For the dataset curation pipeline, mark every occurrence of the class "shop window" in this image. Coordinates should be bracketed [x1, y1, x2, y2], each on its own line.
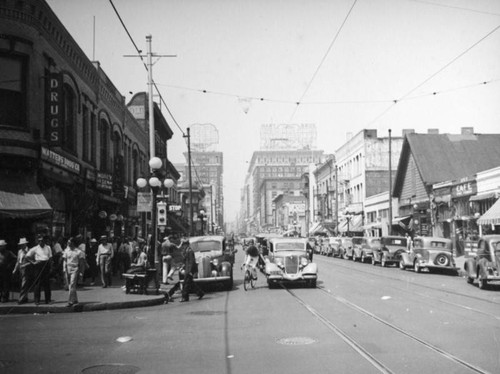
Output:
[0, 55, 26, 128]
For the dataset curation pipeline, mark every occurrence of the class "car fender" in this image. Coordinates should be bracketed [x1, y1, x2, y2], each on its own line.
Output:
[464, 258, 477, 278]
[400, 252, 411, 266]
[266, 262, 280, 274]
[220, 261, 232, 277]
[303, 262, 317, 274]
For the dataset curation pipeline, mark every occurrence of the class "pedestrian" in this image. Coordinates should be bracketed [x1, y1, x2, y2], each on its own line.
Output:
[165, 238, 204, 303]
[117, 237, 131, 275]
[160, 236, 176, 284]
[26, 235, 53, 305]
[62, 237, 86, 307]
[87, 238, 98, 285]
[12, 237, 32, 304]
[0, 239, 16, 303]
[51, 236, 65, 288]
[126, 245, 148, 274]
[75, 234, 88, 285]
[96, 235, 113, 288]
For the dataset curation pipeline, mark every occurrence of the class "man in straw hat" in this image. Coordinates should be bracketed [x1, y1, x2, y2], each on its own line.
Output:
[12, 237, 32, 304]
[26, 235, 53, 305]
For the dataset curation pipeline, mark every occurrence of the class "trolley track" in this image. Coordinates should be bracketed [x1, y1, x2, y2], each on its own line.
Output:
[281, 284, 493, 374]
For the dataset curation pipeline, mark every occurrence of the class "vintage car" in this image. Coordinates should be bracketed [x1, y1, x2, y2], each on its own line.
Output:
[265, 237, 318, 288]
[372, 236, 407, 267]
[399, 236, 458, 274]
[360, 237, 381, 263]
[351, 236, 364, 261]
[329, 237, 342, 257]
[339, 237, 353, 260]
[464, 235, 500, 289]
[189, 235, 236, 291]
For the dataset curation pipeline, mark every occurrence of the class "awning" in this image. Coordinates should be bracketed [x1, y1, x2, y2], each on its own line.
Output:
[477, 199, 500, 225]
[470, 192, 497, 202]
[392, 215, 413, 231]
[0, 172, 53, 219]
[338, 215, 363, 232]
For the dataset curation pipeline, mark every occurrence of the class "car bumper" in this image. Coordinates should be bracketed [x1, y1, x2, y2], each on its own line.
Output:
[267, 273, 317, 283]
[193, 275, 231, 283]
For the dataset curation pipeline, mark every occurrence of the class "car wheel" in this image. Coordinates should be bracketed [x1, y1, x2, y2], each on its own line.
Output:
[414, 261, 421, 273]
[477, 273, 487, 289]
[435, 254, 449, 266]
[399, 260, 405, 270]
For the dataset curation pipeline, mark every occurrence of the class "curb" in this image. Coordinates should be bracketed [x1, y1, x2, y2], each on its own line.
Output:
[0, 296, 166, 315]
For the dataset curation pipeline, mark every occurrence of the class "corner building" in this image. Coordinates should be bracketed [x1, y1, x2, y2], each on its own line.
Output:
[0, 0, 150, 249]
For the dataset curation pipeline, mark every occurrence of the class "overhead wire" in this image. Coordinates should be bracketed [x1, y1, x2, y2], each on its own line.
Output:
[288, 0, 359, 121]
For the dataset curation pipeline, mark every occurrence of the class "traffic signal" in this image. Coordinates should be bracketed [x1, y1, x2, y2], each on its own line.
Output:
[157, 201, 167, 226]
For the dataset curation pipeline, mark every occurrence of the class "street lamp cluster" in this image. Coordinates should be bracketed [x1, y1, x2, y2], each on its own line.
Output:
[136, 157, 174, 272]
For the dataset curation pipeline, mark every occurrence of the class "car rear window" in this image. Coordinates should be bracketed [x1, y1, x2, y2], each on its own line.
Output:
[275, 242, 305, 251]
[191, 241, 222, 252]
[385, 238, 407, 246]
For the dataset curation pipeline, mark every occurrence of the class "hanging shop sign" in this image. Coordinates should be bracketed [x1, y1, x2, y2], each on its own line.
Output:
[96, 172, 113, 191]
[451, 178, 477, 198]
[45, 73, 63, 146]
[137, 192, 152, 212]
[41, 147, 81, 174]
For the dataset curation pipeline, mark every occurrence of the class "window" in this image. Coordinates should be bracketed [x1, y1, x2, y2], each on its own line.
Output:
[82, 105, 89, 161]
[90, 112, 96, 164]
[0, 55, 26, 128]
[100, 119, 109, 171]
[62, 84, 76, 152]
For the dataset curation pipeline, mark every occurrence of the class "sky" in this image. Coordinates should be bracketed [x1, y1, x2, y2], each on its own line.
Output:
[45, 0, 500, 223]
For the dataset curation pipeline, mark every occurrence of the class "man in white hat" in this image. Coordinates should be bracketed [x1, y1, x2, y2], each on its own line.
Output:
[12, 238, 32, 304]
[0, 239, 16, 303]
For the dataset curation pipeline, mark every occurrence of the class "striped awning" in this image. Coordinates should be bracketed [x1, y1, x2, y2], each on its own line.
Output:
[477, 198, 500, 225]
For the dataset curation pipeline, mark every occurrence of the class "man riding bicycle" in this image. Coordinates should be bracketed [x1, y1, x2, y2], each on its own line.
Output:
[242, 239, 260, 280]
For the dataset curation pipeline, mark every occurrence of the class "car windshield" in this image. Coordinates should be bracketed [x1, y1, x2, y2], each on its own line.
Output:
[275, 242, 305, 251]
[492, 241, 500, 255]
[370, 239, 381, 246]
[191, 241, 222, 253]
[430, 241, 448, 248]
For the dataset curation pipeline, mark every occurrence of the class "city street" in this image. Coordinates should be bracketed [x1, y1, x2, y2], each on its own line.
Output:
[1, 246, 499, 374]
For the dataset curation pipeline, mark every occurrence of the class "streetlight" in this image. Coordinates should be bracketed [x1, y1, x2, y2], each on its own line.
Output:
[136, 157, 174, 289]
[198, 209, 207, 235]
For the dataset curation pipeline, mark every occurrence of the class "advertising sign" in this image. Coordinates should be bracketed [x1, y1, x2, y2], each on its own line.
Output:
[41, 147, 81, 174]
[137, 192, 152, 212]
[45, 73, 63, 146]
[96, 172, 113, 191]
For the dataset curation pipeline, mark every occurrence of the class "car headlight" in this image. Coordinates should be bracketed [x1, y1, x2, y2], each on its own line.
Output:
[275, 258, 284, 268]
[300, 257, 309, 267]
[212, 259, 219, 267]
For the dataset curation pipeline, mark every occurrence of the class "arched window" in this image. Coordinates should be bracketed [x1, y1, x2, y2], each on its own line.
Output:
[100, 119, 109, 171]
[63, 84, 76, 152]
[132, 148, 139, 182]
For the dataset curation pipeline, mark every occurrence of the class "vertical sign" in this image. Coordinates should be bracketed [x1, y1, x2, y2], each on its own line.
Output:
[46, 73, 63, 146]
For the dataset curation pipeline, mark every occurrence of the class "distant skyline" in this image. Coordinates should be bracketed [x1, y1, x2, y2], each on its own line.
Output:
[45, 0, 500, 222]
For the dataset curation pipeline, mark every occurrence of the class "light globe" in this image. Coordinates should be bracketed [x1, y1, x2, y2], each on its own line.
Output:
[136, 178, 147, 188]
[149, 157, 162, 170]
[149, 176, 161, 187]
[163, 178, 174, 188]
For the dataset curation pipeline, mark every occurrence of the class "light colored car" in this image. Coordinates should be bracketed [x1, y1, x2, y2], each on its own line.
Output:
[464, 235, 500, 289]
[189, 235, 236, 291]
[351, 236, 364, 261]
[399, 236, 458, 274]
[329, 237, 342, 257]
[372, 236, 407, 267]
[360, 237, 381, 263]
[265, 237, 318, 288]
[339, 237, 353, 259]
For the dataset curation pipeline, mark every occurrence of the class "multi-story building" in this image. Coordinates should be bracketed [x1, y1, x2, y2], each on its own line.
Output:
[0, 0, 179, 250]
[335, 129, 404, 235]
[241, 149, 324, 234]
[312, 155, 336, 234]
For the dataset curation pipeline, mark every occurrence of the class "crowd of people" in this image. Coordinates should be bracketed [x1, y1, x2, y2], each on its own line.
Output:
[0, 233, 207, 307]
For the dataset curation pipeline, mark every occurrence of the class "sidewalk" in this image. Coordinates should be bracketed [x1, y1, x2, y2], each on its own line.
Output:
[0, 274, 169, 315]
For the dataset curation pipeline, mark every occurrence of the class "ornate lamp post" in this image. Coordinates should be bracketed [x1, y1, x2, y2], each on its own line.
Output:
[136, 157, 174, 285]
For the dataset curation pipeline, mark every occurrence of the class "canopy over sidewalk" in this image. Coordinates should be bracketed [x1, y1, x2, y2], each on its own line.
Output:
[477, 199, 500, 225]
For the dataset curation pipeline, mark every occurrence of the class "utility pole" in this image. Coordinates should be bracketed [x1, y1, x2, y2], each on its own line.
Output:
[184, 128, 194, 236]
[335, 164, 339, 236]
[388, 129, 393, 236]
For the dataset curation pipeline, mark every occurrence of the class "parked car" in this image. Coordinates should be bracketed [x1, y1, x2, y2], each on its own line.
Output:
[372, 236, 407, 267]
[339, 237, 353, 259]
[189, 235, 236, 291]
[329, 237, 342, 257]
[351, 236, 364, 261]
[265, 237, 318, 288]
[360, 237, 381, 263]
[464, 235, 500, 289]
[399, 236, 458, 274]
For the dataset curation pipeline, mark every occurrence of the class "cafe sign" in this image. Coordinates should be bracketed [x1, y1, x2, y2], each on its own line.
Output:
[451, 177, 477, 198]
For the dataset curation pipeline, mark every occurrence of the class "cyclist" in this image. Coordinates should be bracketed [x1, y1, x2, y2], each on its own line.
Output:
[242, 239, 260, 280]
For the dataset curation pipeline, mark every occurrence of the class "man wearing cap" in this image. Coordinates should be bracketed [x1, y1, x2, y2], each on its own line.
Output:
[26, 235, 53, 305]
[0, 239, 16, 302]
[12, 238, 32, 304]
[96, 235, 114, 288]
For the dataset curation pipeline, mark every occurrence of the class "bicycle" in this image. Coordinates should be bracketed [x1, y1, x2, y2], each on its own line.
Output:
[241, 257, 258, 291]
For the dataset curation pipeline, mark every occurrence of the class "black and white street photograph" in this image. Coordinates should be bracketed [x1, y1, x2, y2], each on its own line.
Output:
[1, 1, 500, 373]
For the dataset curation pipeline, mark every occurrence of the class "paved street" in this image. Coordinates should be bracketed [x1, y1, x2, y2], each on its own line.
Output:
[1, 246, 499, 374]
